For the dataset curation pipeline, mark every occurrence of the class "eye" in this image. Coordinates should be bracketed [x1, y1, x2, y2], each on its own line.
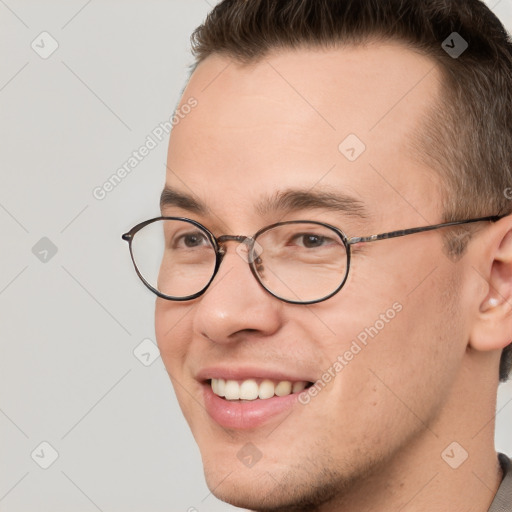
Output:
[173, 231, 210, 248]
[292, 233, 333, 248]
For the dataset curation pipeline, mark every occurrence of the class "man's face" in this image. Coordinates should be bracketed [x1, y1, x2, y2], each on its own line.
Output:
[155, 43, 470, 509]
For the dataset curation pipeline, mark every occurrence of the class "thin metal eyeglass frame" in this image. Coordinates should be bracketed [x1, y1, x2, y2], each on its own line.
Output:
[122, 214, 505, 305]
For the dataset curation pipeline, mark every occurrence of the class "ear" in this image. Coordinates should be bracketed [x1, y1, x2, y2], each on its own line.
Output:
[470, 218, 512, 353]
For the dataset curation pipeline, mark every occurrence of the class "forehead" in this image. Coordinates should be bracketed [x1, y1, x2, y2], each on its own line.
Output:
[166, 43, 442, 227]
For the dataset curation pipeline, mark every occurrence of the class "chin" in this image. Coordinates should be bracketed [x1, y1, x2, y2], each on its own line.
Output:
[202, 467, 345, 512]
[204, 470, 274, 509]
[199, 446, 352, 512]
[203, 469, 294, 511]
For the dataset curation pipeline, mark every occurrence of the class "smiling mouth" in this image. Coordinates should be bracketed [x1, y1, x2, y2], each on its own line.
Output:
[208, 378, 314, 401]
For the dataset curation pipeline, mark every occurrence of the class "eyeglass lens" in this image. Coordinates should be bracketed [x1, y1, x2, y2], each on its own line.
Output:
[130, 219, 348, 303]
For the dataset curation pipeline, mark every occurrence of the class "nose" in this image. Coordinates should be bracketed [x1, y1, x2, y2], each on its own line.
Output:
[192, 243, 283, 344]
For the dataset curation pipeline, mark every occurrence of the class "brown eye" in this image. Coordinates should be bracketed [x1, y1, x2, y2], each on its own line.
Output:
[301, 235, 324, 248]
[290, 233, 334, 248]
[183, 233, 205, 247]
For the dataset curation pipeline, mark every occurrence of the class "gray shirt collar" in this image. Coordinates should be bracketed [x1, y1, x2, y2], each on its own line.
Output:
[488, 453, 512, 512]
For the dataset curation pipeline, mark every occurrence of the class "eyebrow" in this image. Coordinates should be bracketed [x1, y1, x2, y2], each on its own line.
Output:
[160, 187, 207, 214]
[256, 190, 368, 219]
[160, 186, 368, 219]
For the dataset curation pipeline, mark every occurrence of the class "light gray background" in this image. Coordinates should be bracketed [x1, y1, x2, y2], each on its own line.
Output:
[0, 1, 511, 511]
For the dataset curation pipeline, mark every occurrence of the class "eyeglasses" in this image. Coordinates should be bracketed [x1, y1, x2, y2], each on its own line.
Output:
[122, 215, 503, 305]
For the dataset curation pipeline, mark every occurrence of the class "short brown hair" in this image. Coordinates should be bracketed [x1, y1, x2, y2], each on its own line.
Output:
[189, 0, 512, 381]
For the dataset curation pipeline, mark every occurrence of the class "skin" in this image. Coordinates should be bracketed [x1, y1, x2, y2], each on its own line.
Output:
[154, 42, 512, 511]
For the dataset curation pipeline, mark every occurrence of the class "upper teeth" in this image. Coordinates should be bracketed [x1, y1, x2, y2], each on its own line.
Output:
[211, 378, 308, 401]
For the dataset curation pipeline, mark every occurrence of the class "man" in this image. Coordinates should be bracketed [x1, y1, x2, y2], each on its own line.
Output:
[123, 0, 512, 509]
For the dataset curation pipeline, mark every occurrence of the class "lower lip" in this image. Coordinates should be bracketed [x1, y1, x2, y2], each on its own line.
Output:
[202, 383, 303, 429]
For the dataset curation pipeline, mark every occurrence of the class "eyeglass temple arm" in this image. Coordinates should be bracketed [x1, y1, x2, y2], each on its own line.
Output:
[347, 215, 505, 245]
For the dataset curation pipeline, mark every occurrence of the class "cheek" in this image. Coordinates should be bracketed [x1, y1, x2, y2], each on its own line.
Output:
[155, 299, 205, 427]
[154, 298, 192, 371]
[311, 258, 466, 429]
[353, 272, 464, 421]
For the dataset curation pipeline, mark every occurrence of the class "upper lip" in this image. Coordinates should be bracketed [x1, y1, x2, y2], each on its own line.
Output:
[196, 366, 316, 383]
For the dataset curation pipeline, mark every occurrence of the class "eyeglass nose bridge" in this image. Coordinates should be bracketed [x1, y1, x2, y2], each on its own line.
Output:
[215, 235, 261, 264]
